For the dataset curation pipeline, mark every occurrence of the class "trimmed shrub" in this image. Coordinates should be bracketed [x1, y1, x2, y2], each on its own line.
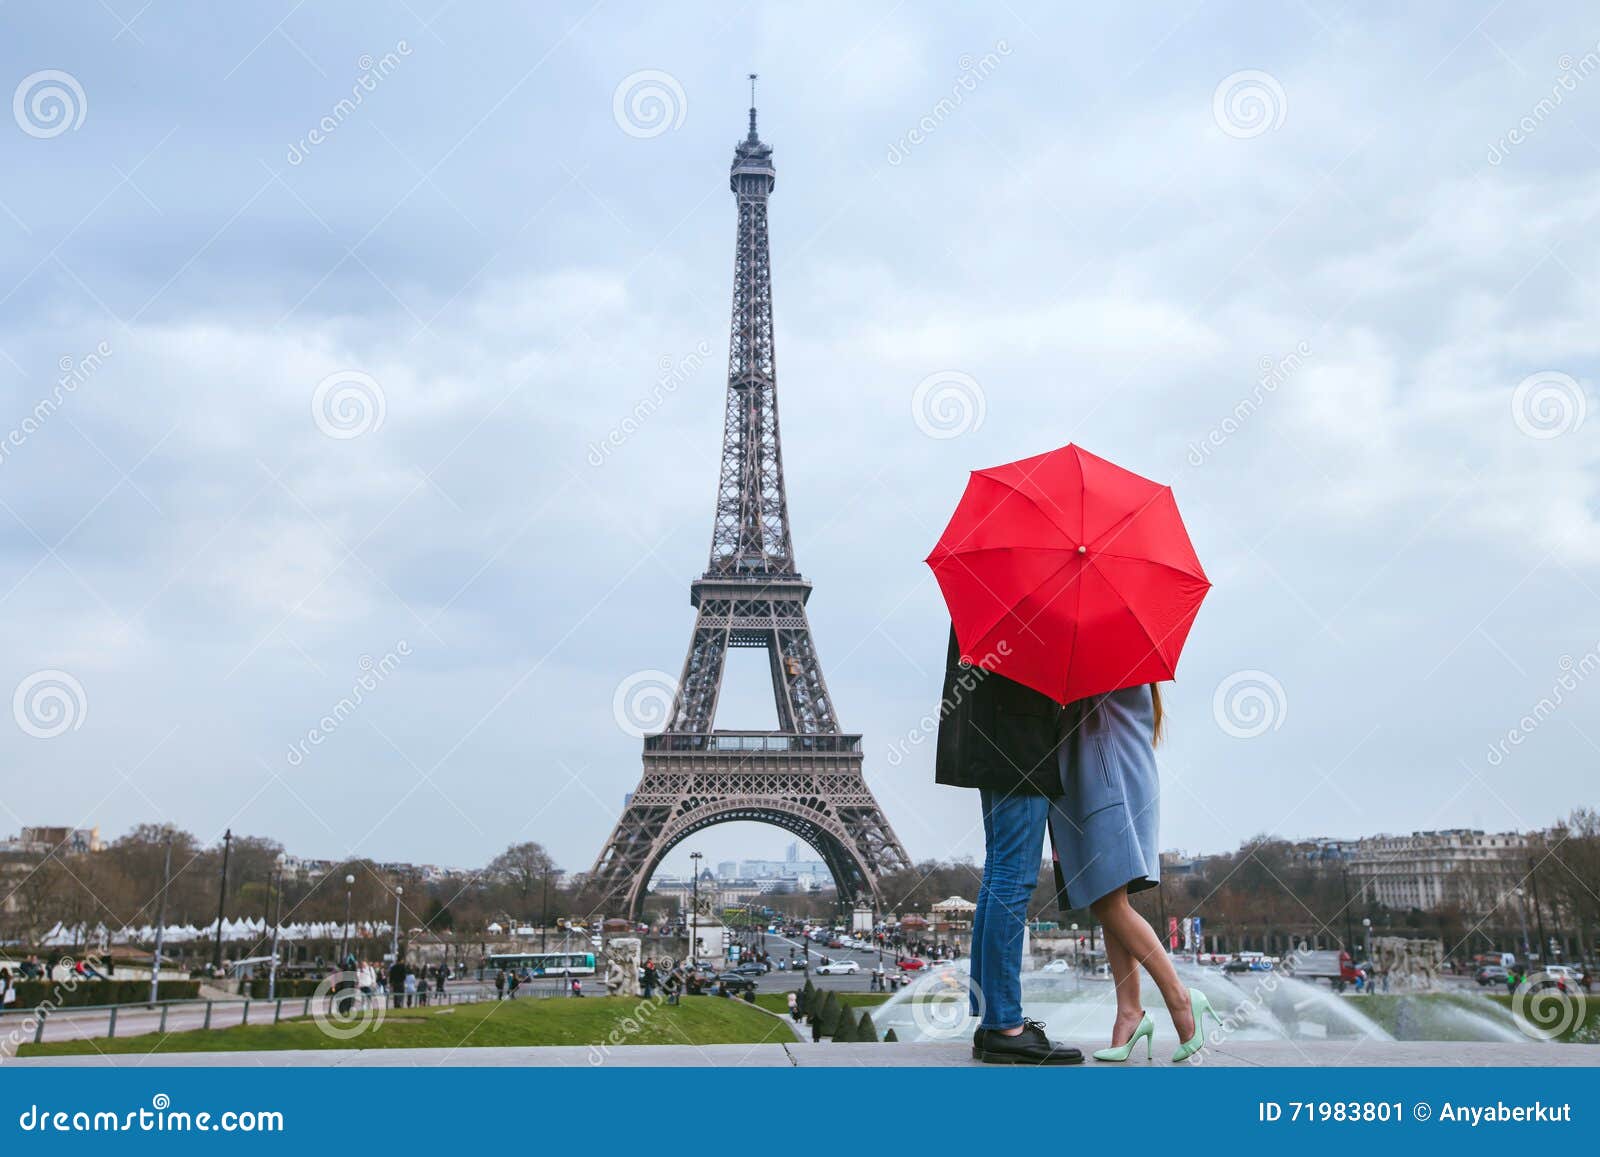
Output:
[817, 990, 842, 1037]
[883, 1027, 899, 1042]
[834, 1007, 857, 1040]
[854, 1010, 879, 1042]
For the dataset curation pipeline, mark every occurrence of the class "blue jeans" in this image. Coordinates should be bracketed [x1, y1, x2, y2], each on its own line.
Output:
[970, 789, 1049, 1029]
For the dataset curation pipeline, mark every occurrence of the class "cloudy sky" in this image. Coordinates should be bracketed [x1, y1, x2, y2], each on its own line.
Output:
[1, 2, 1596, 885]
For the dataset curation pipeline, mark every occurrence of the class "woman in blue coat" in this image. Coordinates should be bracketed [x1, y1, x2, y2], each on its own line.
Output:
[1052, 683, 1219, 1062]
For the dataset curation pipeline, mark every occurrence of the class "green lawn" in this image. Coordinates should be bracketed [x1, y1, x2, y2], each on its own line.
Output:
[19, 994, 793, 1058]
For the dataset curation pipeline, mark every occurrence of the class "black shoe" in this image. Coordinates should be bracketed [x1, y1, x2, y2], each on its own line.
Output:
[975, 1019, 1084, 1065]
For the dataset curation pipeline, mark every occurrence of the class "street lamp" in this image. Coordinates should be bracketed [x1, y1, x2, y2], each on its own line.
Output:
[340, 873, 355, 967]
[689, 852, 702, 969]
[540, 865, 552, 952]
[391, 886, 404, 962]
[211, 828, 233, 974]
[148, 829, 175, 1003]
[267, 853, 286, 1000]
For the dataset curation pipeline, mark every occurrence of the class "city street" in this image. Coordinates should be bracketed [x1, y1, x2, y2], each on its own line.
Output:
[739, 933, 924, 995]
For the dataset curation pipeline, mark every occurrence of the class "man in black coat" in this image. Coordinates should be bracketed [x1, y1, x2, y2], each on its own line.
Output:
[934, 628, 1083, 1065]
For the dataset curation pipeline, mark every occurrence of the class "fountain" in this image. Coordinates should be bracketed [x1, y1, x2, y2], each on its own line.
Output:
[872, 955, 1536, 1046]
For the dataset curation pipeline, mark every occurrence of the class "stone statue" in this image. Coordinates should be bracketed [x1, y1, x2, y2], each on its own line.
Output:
[1371, 936, 1442, 990]
[604, 937, 642, 997]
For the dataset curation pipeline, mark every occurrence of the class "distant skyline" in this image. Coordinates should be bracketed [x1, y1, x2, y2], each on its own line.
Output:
[3, 4, 1597, 882]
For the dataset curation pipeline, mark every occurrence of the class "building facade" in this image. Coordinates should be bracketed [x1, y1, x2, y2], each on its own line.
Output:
[1347, 828, 1529, 911]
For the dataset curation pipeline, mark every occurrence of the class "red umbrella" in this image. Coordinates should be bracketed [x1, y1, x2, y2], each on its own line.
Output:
[925, 443, 1210, 704]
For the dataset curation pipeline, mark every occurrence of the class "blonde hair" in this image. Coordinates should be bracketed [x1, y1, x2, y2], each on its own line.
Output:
[1150, 683, 1165, 747]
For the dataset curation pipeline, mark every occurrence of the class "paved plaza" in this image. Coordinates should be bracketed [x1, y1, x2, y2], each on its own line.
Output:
[10, 1040, 1599, 1068]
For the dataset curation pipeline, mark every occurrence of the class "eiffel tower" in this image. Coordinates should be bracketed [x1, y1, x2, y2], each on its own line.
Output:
[588, 83, 910, 918]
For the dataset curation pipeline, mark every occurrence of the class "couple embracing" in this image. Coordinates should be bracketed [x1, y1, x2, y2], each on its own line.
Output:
[924, 443, 1216, 1066]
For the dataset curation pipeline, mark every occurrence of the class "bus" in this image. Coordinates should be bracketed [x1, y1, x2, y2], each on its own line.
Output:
[488, 951, 597, 976]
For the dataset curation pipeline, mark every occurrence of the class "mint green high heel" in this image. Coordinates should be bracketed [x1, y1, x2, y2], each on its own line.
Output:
[1170, 988, 1220, 1063]
[1092, 1010, 1154, 1062]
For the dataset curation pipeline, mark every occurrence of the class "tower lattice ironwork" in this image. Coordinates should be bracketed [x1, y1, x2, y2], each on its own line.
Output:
[588, 86, 910, 918]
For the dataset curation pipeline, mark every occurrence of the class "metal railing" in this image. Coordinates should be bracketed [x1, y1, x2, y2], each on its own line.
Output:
[645, 732, 862, 754]
[0, 989, 490, 1047]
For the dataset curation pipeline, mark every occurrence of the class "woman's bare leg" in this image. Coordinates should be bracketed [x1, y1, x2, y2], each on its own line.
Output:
[1100, 921, 1145, 1046]
[1092, 887, 1194, 1040]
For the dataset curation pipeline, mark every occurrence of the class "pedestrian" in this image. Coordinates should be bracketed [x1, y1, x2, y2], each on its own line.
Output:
[642, 958, 658, 999]
[403, 969, 418, 1007]
[508, 970, 521, 1000]
[435, 967, 446, 999]
[934, 627, 1084, 1065]
[357, 960, 375, 1006]
[786, 991, 798, 1019]
[389, 957, 408, 1009]
[414, 969, 428, 1007]
[0, 969, 14, 1010]
[571, 976, 583, 997]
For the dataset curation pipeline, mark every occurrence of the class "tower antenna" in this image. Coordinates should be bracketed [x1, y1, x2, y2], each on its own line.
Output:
[748, 72, 758, 139]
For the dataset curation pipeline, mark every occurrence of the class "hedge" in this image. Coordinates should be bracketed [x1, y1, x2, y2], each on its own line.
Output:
[4, 979, 201, 1010]
[246, 978, 323, 999]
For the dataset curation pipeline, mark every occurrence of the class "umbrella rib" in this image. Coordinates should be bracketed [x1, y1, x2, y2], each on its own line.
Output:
[1090, 549, 1210, 584]
[1087, 555, 1176, 670]
[967, 468, 1080, 545]
[949, 551, 1088, 661]
[1087, 486, 1176, 557]
[926, 544, 1073, 562]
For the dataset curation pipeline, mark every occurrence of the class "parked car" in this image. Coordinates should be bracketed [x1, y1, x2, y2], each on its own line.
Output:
[1476, 965, 1508, 986]
[815, 960, 859, 975]
[1040, 959, 1070, 974]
